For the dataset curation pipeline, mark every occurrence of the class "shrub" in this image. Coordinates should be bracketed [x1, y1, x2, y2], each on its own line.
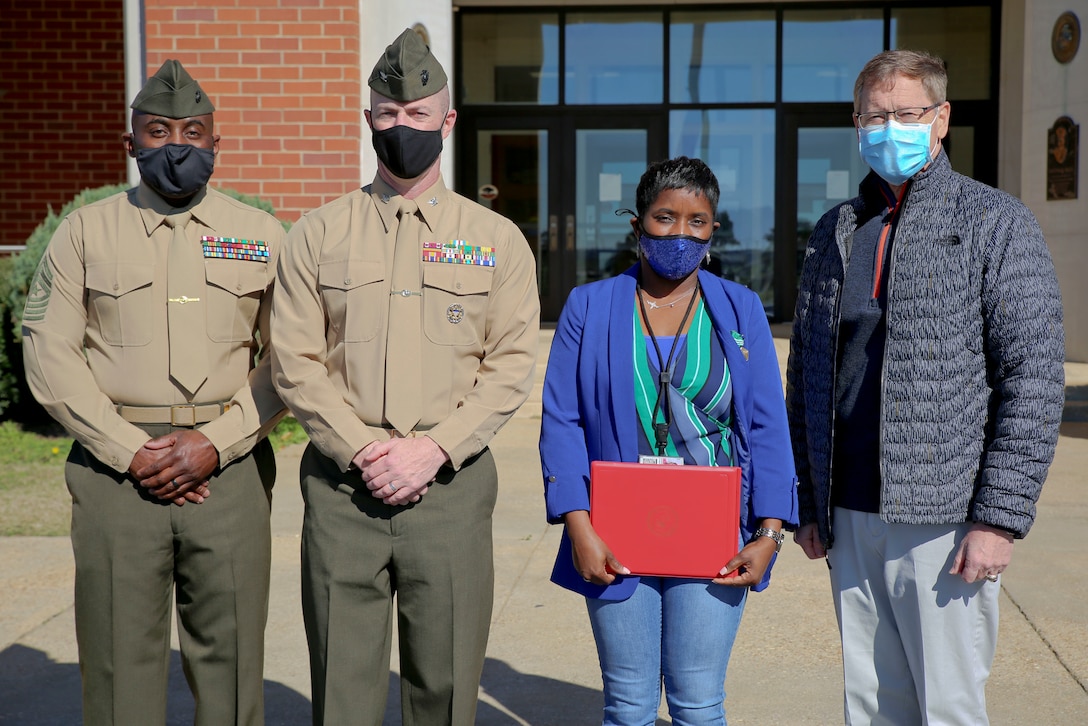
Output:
[2, 184, 289, 422]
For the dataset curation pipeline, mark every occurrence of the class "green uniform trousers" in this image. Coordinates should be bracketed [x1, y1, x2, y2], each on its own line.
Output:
[299, 443, 497, 726]
[66, 431, 275, 726]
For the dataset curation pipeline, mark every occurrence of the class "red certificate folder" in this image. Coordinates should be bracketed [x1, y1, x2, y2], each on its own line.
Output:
[589, 460, 742, 579]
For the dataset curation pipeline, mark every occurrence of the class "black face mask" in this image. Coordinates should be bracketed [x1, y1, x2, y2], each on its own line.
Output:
[136, 144, 215, 199]
[371, 124, 443, 180]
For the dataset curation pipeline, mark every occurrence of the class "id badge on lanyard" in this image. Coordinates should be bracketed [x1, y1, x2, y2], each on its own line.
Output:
[638, 455, 685, 465]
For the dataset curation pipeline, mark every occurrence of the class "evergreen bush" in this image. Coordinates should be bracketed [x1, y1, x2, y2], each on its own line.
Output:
[2, 184, 288, 422]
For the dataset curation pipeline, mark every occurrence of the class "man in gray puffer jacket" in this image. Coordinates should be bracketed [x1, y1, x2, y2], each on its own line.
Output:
[786, 50, 1064, 726]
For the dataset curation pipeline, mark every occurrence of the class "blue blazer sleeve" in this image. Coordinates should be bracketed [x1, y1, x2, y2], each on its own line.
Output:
[540, 284, 593, 523]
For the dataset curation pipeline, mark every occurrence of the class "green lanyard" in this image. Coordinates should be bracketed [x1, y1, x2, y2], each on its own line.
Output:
[636, 279, 701, 456]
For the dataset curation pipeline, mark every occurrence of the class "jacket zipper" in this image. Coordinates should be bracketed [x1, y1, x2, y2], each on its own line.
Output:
[829, 182, 908, 542]
[875, 183, 910, 516]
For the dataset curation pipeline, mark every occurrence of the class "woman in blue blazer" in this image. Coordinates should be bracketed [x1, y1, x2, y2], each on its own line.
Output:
[540, 157, 798, 725]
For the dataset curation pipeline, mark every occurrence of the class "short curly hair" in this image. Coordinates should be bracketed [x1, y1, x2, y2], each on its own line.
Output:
[634, 156, 720, 222]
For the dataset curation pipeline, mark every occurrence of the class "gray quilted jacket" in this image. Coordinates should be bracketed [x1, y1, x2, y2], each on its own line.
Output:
[786, 152, 1064, 547]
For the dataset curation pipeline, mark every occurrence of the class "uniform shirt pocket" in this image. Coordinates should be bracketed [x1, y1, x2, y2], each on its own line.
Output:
[85, 262, 155, 347]
[204, 260, 269, 342]
[422, 264, 493, 346]
[318, 258, 385, 342]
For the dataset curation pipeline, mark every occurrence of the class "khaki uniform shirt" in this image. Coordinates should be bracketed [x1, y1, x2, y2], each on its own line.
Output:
[22, 184, 286, 473]
[272, 175, 540, 471]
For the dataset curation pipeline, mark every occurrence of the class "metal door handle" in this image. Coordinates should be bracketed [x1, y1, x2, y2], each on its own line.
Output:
[565, 214, 575, 251]
[548, 214, 558, 253]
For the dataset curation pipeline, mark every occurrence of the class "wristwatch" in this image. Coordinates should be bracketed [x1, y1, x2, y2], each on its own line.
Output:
[752, 527, 785, 552]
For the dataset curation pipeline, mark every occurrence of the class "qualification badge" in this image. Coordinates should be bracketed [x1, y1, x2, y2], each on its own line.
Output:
[446, 303, 465, 324]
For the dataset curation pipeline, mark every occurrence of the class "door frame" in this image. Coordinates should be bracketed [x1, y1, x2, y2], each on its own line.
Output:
[775, 104, 852, 321]
[457, 108, 667, 319]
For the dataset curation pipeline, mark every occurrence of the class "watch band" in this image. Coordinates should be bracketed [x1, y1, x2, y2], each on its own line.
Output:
[753, 527, 785, 552]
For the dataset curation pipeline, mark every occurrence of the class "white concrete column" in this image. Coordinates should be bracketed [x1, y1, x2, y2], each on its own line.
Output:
[359, 0, 456, 188]
[122, 0, 145, 187]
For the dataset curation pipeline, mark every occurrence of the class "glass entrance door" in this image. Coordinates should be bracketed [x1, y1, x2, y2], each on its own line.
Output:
[777, 110, 867, 319]
[460, 113, 663, 319]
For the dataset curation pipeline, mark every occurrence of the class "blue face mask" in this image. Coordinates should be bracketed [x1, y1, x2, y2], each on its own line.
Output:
[858, 118, 935, 186]
[638, 231, 710, 280]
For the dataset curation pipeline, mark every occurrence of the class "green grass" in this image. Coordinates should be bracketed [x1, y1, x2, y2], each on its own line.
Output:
[0, 421, 73, 536]
[0, 417, 311, 536]
[269, 415, 311, 450]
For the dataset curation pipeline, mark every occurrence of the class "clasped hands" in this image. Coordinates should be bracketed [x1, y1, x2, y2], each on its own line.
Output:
[352, 435, 447, 505]
[129, 429, 219, 506]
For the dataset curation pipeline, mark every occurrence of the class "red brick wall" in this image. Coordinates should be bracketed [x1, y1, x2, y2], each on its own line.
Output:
[145, 1, 362, 223]
[0, 1, 127, 249]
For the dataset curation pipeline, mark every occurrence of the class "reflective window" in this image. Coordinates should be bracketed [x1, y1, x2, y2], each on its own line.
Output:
[783, 9, 883, 102]
[475, 131, 549, 289]
[796, 127, 869, 288]
[670, 110, 776, 311]
[574, 129, 647, 284]
[892, 7, 992, 100]
[461, 14, 559, 104]
[566, 12, 663, 104]
[670, 11, 776, 103]
[946, 126, 976, 179]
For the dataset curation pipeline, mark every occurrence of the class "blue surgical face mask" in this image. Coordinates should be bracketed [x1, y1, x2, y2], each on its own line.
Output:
[638, 231, 710, 280]
[858, 117, 935, 186]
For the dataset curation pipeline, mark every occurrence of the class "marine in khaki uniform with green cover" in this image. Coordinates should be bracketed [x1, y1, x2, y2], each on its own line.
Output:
[271, 28, 540, 725]
[22, 60, 285, 726]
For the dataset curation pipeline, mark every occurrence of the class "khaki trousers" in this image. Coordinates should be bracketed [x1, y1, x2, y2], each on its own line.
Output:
[299, 443, 497, 726]
[67, 432, 275, 726]
[828, 507, 1000, 726]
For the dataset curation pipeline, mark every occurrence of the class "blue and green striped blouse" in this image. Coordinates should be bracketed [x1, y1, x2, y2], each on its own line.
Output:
[633, 300, 734, 466]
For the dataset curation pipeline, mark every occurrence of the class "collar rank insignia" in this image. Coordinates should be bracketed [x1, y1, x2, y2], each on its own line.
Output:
[202, 236, 270, 262]
[422, 240, 496, 267]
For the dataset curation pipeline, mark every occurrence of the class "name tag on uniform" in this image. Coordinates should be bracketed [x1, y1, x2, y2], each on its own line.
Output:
[202, 236, 270, 262]
[422, 240, 496, 267]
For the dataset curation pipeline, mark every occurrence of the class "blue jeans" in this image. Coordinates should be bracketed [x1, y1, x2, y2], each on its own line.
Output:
[586, 578, 747, 726]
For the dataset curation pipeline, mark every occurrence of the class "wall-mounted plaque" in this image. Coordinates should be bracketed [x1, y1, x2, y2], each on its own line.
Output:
[1047, 116, 1078, 201]
[1052, 12, 1081, 64]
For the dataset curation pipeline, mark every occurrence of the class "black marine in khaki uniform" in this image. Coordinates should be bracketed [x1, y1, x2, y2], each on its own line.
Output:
[271, 29, 540, 725]
[21, 61, 285, 726]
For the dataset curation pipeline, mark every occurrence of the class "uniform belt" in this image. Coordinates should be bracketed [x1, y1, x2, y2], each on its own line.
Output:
[116, 401, 232, 427]
[379, 424, 434, 438]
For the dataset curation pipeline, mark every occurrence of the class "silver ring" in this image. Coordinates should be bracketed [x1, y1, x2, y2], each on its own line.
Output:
[170, 479, 179, 490]
[389, 482, 398, 493]
[985, 574, 999, 582]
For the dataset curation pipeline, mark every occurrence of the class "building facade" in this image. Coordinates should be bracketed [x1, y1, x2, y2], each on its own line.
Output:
[2, 0, 1085, 358]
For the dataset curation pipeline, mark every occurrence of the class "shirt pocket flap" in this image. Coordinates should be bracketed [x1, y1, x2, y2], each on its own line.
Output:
[85, 262, 155, 298]
[423, 264, 493, 296]
[318, 259, 384, 291]
[205, 260, 269, 296]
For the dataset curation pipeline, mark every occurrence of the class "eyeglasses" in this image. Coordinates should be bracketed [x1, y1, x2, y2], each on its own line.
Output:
[853, 103, 943, 128]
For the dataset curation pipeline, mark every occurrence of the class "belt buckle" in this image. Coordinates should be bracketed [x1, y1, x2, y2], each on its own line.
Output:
[170, 404, 198, 427]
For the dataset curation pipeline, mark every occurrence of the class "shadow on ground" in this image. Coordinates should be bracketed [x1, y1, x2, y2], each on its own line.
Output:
[0, 644, 311, 725]
[0, 647, 665, 725]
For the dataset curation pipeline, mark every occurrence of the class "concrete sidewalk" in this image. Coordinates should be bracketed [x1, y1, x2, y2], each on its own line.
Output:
[2, 330, 1087, 724]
